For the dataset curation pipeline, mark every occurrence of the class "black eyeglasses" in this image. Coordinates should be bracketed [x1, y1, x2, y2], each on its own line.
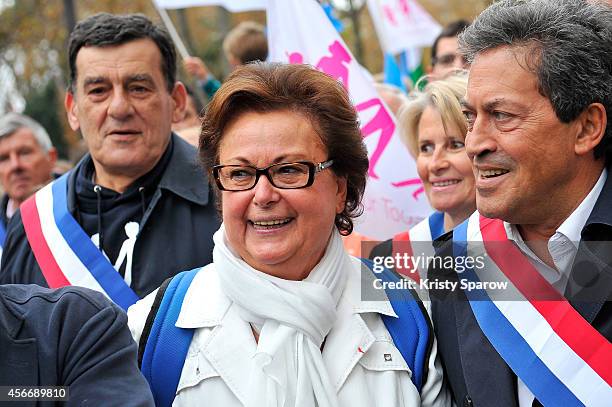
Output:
[432, 53, 468, 67]
[212, 160, 334, 191]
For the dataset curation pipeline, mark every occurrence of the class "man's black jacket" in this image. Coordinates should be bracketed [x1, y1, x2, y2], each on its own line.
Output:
[0, 134, 220, 298]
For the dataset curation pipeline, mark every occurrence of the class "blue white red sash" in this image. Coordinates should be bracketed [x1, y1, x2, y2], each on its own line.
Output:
[453, 212, 612, 406]
[392, 211, 445, 282]
[20, 174, 139, 311]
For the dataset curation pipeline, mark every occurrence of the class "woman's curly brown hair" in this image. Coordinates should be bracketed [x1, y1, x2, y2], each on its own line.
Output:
[199, 62, 369, 235]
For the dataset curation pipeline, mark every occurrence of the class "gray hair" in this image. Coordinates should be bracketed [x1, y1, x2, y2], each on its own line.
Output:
[459, 0, 612, 164]
[0, 113, 53, 152]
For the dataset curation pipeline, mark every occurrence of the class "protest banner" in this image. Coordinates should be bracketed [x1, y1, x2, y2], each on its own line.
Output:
[366, 0, 441, 55]
[267, 0, 432, 239]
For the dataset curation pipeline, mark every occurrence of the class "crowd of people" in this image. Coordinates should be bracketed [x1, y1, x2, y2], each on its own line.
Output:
[0, 0, 610, 406]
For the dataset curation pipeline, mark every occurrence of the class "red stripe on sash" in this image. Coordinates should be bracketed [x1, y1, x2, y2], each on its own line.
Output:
[479, 215, 612, 385]
[20, 196, 70, 288]
[392, 231, 420, 282]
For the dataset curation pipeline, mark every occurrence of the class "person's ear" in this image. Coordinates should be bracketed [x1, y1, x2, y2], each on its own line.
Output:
[574, 102, 606, 157]
[65, 91, 80, 131]
[47, 147, 58, 167]
[170, 82, 188, 124]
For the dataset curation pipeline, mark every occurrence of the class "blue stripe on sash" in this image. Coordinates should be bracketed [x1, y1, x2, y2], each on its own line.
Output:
[51, 174, 139, 310]
[0, 219, 6, 247]
[428, 211, 445, 240]
[452, 220, 583, 407]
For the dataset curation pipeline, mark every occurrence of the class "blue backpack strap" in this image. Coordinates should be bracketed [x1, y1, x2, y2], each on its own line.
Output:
[140, 268, 200, 407]
[360, 258, 431, 392]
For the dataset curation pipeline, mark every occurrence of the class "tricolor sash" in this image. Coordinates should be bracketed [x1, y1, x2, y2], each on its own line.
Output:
[453, 212, 612, 406]
[392, 211, 445, 282]
[21, 174, 139, 311]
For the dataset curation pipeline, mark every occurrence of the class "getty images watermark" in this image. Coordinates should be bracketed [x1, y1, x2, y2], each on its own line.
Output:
[368, 252, 507, 293]
[361, 239, 612, 302]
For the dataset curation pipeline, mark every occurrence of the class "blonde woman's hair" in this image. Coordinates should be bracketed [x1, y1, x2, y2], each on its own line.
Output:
[397, 70, 468, 158]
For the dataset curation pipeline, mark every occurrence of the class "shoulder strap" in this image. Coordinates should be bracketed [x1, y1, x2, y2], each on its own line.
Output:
[138, 277, 173, 369]
[140, 268, 200, 407]
[360, 258, 432, 393]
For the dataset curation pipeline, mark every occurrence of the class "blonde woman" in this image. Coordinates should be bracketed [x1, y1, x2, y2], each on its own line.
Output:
[370, 72, 475, 282]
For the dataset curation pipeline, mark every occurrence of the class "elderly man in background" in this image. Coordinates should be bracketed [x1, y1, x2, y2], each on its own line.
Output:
[0, 113, 56, 252]
[430, 0, 612, 406]
[0, 13, 219, 310]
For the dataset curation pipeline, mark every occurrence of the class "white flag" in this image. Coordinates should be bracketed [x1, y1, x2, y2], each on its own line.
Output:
[153, 0, 267, 12]
[267, 0, 431, 240]
[367, 0, 441, 54]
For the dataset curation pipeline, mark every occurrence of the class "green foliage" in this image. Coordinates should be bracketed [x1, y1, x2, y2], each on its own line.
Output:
[23, 79, 68, 159]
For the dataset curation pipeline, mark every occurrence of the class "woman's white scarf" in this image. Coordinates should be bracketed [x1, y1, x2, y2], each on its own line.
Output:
[213, 224, 351, 407]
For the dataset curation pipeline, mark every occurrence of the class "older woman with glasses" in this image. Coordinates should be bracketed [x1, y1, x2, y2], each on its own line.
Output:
[128, 63, 449, 407]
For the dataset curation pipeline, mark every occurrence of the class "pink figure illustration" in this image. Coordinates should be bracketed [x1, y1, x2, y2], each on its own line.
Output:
[391, 178, 426, 200]
[383, 5, 398, 26]
[287, 51, 304, 64]
[399, 0, 411, 16]
[315, 40, 352, 88]
[355, 97, 395, 179]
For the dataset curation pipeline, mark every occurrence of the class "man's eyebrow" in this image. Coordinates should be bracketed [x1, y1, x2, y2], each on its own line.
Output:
[461, 98, 523, 112]
[460, 98, 474, 110]
[83, 76, 108, 88]
[482, 98, 507, 111]
[126, 74, 155, 85]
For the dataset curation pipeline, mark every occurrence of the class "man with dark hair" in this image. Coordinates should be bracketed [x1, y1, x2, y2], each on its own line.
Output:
[430, 0, 611, 406]
[0, 284, 154, 405]
[0, 13, 219, 310]
[0, 113, 57, 252]
[429, 19, 470, 79]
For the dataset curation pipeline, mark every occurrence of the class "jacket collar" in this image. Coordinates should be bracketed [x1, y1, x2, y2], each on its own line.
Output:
[564, 168, 612, 322]
[583, 168, 612, 231]
[175, 258, 399, 400]
[66, 133, 210, 212]
[158, 134, 210, 206]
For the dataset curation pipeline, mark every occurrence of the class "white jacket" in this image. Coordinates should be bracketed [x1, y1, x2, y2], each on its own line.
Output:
[128, 257, 451, 407]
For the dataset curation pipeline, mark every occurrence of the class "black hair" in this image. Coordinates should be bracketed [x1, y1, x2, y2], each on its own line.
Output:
[68, 13, 176, 92]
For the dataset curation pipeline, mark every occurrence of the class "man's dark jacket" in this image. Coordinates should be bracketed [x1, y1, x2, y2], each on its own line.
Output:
[0, 134, 220, 297]
[0, 284, 154, 406]
[429, 171, 612, 407]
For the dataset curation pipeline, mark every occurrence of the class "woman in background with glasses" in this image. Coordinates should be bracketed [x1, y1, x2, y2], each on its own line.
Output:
[128, 63, 449, 407]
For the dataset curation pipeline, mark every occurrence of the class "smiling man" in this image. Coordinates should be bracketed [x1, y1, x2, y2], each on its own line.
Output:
[429, 1, 612, 406]
[0, 14, 219, 308]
